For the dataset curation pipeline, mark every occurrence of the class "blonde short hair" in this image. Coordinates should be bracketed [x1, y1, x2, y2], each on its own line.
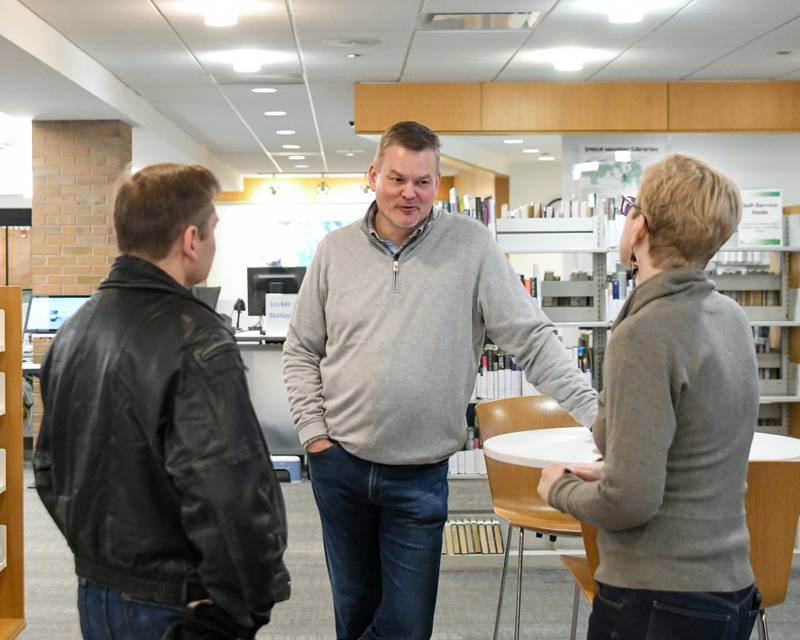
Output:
[637, 154, 742, 269]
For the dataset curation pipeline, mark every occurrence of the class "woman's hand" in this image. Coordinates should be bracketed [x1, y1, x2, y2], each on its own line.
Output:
[537, 464, 567, 501]
[567, 461, 606, 482]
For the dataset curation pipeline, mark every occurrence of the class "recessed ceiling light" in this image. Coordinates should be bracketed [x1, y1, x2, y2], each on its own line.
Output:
[264, 111, 287, 117]
[282, 144, 300, 149]
[608, 1, 643, 24]
[252, 87, 277, 94]
[538, 154, 556, 162]
[288, 155, 305, 160]
[275, 130, 296, 135]
[295, 164, 309, 169]
[522, 148, 540, 154]
[522, 47, 611, 72]
[345, 152, 355, 157]
[504, 139, 524, 144]
[206, 49, 291, 74]
[204, 2, 238, 27]
[346, 53, 362, 59]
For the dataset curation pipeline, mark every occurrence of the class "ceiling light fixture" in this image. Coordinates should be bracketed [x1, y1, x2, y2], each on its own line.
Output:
[282, 144, 300, 150]
[207, 49, 291, 74]
[275, 130, 296, 135]
[288, 155, 305, 160]
[523, 47, 611, 73]
[607, 1, 644, 24]
[295, 164, 309, 169]
[503, 139, 524, 144]
[204, 2, 238, 27]
[263, 111, 287, 117]
[522, 148, 540, 154]
[346, 53, 362, 59]
[345, 152, 355, 157]
[252, 87, 277, 94]
[538, 154, 556, 162]
[316, 181, 330, 195]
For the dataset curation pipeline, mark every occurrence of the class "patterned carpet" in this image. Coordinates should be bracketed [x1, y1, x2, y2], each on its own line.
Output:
[21, 468, 799, 639]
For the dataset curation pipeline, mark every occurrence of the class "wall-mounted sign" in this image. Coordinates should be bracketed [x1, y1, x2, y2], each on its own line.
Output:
[740, 189, 783, 246]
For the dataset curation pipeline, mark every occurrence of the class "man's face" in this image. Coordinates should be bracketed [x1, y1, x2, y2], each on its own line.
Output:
[368, 145, 440, 239]
[188, 211, 218, 286]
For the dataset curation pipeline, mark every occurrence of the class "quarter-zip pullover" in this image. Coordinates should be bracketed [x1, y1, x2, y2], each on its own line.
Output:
[283, 202, 597, 464]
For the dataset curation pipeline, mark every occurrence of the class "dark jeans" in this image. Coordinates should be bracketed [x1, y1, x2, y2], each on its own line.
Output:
[308, 441, 449, 640]
[588, 581, 760, 640]
[78, 578, 188, 640]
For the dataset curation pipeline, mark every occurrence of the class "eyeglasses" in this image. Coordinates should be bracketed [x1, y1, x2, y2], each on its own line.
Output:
[620, 194, 651, 233]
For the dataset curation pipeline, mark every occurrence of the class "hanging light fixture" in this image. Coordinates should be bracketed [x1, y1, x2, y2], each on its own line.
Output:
[316, 181, 330, 195]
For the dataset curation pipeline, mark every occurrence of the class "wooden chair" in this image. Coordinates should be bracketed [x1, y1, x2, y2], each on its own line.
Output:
[561, 459, 800, 640]
[746, 460, 800, 639]
[476, 395, 582, 640]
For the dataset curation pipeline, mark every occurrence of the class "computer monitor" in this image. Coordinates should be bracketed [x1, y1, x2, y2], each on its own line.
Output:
[247, 267, 306, 317]
[192, 286, 221, 311]
[24, 295, 90, 334]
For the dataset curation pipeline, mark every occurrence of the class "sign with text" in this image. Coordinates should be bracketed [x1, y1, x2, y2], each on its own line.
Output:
[740, 189, 783, 246]
[263, 293, 296, 337]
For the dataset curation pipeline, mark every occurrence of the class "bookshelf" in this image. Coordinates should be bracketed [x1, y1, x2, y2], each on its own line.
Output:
[0, 287, 24, 639]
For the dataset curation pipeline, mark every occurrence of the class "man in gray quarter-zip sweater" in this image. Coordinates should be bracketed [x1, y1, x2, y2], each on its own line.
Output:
[283, 121, 596, 640]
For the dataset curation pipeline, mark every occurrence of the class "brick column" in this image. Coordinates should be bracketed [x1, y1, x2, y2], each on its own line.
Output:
[30, 120, 131, 441]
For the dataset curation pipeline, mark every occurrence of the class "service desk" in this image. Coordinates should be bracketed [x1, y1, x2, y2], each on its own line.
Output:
[235, 335, 303, 456]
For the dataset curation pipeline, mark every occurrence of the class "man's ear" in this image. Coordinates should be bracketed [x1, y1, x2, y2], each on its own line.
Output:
[367, 164, 378, 192]
[181, 225, 200, 262]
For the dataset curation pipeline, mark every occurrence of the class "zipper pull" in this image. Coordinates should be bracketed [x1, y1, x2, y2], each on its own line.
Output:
[393, 260, 399, 273]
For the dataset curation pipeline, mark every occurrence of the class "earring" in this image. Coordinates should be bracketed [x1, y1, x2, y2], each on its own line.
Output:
[630, 251, 639, 282]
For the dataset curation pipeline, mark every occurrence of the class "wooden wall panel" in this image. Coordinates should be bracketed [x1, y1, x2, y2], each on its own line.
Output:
[354, 83, 482, 133]
[481, 83, 668, 132]
[454, 168, 496, 200]
[436, 176, 454, 201]
[669, 82, 800, 131]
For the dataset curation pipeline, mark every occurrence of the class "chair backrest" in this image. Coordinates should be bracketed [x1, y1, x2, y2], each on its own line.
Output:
[476, 395, 580, 442]
[746, 460, 800, 609]
[476, 396, 581, 533]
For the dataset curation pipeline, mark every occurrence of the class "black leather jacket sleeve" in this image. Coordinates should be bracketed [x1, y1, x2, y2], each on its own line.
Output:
[163, 326, 290, 631]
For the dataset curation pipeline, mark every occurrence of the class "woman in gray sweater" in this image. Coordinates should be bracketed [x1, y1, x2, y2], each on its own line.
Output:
[538, 154, 760, 639]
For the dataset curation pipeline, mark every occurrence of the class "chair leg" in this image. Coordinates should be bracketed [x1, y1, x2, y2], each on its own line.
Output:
[514, 528, 525, 640]
[493, 525, 514, 640]
[756, 609, 769, 640]
[569, 584, 580, 640]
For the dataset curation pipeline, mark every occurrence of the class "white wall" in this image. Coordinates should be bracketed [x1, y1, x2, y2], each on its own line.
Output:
[508, 160, 563, 210]
[208, 195, 372, 323]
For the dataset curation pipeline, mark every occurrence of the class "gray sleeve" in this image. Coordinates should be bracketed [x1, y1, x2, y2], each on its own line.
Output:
[476, 235, 597, 427]
[282, 243, 329, 447]
[548, 322, 676, 531]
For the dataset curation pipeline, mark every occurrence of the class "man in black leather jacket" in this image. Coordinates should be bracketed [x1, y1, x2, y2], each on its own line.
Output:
[34, 163, 290, 639]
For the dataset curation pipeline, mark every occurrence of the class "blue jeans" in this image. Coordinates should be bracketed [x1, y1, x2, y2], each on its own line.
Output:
[308, 441, 449, 640]
[588, 581, 759, 640]
[78, 578, 188, 640]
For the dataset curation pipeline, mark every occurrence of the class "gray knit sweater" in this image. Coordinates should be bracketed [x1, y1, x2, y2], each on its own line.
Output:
[549, 268, 757, 591]
[283, 204, 597, 464]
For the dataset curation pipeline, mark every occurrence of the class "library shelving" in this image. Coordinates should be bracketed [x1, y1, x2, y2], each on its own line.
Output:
[0, 287, 24, 639]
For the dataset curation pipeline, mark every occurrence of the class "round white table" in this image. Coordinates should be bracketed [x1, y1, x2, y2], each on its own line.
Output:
[483, 427, 800, 468]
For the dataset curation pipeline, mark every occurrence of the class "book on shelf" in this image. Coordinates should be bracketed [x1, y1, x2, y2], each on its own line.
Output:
[442, 519, 506, 555]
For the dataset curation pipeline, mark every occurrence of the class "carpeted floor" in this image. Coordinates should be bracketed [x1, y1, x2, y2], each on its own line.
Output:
[21, 467, 799, 639]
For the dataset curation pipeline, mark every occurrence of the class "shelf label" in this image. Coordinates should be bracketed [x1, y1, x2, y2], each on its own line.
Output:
[740, 189, 783, 246]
